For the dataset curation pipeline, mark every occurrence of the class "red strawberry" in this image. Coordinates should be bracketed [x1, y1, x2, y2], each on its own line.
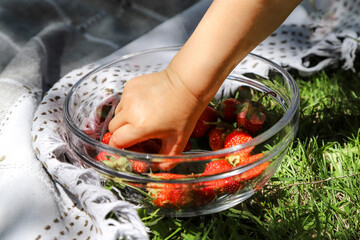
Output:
[203, 159, 234, 175]
[238, 161, 269, 181]
[95, 151, 119, 162]
[201, 177, 242, 194]
[224, 129, 253, 149]
[239, 152, 264, 166]
[201, 159, 242, 194]
[237, 109, 266, 136]
[236, 91, 275, 136]
[190, 186, 216, 207]
[228, 151, 264, 168]
[231, 153, 267, 181]
[191, 106, 217, 138]
[208, 127, 226, 151]
[218, 98, 240, 122]
[224, 130, 254, 165]
[126, 142, 156, 173]
[101, 132, 112, 144]
[129, 160, 149, 173]
[149, 185, 191, 209]
[95, 152, 132, 172]
[147, 173, 192, 209]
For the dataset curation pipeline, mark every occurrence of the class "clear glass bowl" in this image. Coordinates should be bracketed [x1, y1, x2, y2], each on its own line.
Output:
[63, 46, 299, 217]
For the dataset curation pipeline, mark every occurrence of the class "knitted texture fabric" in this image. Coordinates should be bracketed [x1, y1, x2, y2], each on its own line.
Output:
[251, 0, 360, 75]
[32, 63, 148, 240]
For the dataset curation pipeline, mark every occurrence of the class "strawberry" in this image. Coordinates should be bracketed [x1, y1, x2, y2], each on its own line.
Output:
[99, 133, 160, 173]
[95, 151, 119, 162]
[96, 148, 148, 173]
[147, 173, 192, 209]
[95, 153, 132, 171]
[236, 91, 275, 136]
[224, 129, 254, 165]
[129, 160, 149, 173]
[239, 152, 264, 166]
[238, 161, 269, 181]
[202, 177, 243, 194]
[101, 132, 112, 144]
[235, 152, 264, 168]
[202, 159, 234, 175]
[230, 153, 267, 181]
[126, 142, 157, 173]
[190, 186, 216, 207]
[149, 186, 191, 209]
[224, 129, 253, 149]
[201, 159, 242, 194]
[217, 98, 240, 122]
[208, 127, 226, 151]
[191, 106, 217, 138]
[237, 109, 266, 136]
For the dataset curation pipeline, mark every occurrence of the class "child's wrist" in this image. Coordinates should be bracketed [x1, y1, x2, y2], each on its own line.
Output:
[165, 64, 216, 107]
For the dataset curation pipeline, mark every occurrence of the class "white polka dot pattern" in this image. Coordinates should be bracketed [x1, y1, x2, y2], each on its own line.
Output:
[31, 63, 149, 240]
[250, 0, 360, 75]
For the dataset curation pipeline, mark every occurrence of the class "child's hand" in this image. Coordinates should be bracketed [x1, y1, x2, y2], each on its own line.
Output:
[108, 70, 206, 155]
[108, 0, 302, 156]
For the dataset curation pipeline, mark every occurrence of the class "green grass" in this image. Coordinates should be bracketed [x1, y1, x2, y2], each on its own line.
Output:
[139, 58, 360, 240]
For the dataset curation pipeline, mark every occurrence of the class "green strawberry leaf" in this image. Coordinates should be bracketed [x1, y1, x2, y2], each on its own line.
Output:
[103, 156, 131, 172]
[236, 102, 250, 114]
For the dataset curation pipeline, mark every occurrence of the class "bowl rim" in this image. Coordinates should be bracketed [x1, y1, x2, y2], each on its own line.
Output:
[63, 46, 299, 164]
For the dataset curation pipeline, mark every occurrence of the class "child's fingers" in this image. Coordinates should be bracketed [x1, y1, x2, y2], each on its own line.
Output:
[159, 137, 186, 156]
[114, 103, 123, 115]
[151, 138, 182, 171]
[109, 124, 145, 149]
[108, 112, 127, 133]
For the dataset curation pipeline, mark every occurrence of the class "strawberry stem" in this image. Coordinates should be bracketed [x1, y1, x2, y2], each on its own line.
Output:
[256, 91, 277, 104]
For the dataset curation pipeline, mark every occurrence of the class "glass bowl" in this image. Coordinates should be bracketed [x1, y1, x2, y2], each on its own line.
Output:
[63, 46, 299, 217]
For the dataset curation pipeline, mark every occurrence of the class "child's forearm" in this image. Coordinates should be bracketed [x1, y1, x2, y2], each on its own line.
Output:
[167, 0, 302, 105]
